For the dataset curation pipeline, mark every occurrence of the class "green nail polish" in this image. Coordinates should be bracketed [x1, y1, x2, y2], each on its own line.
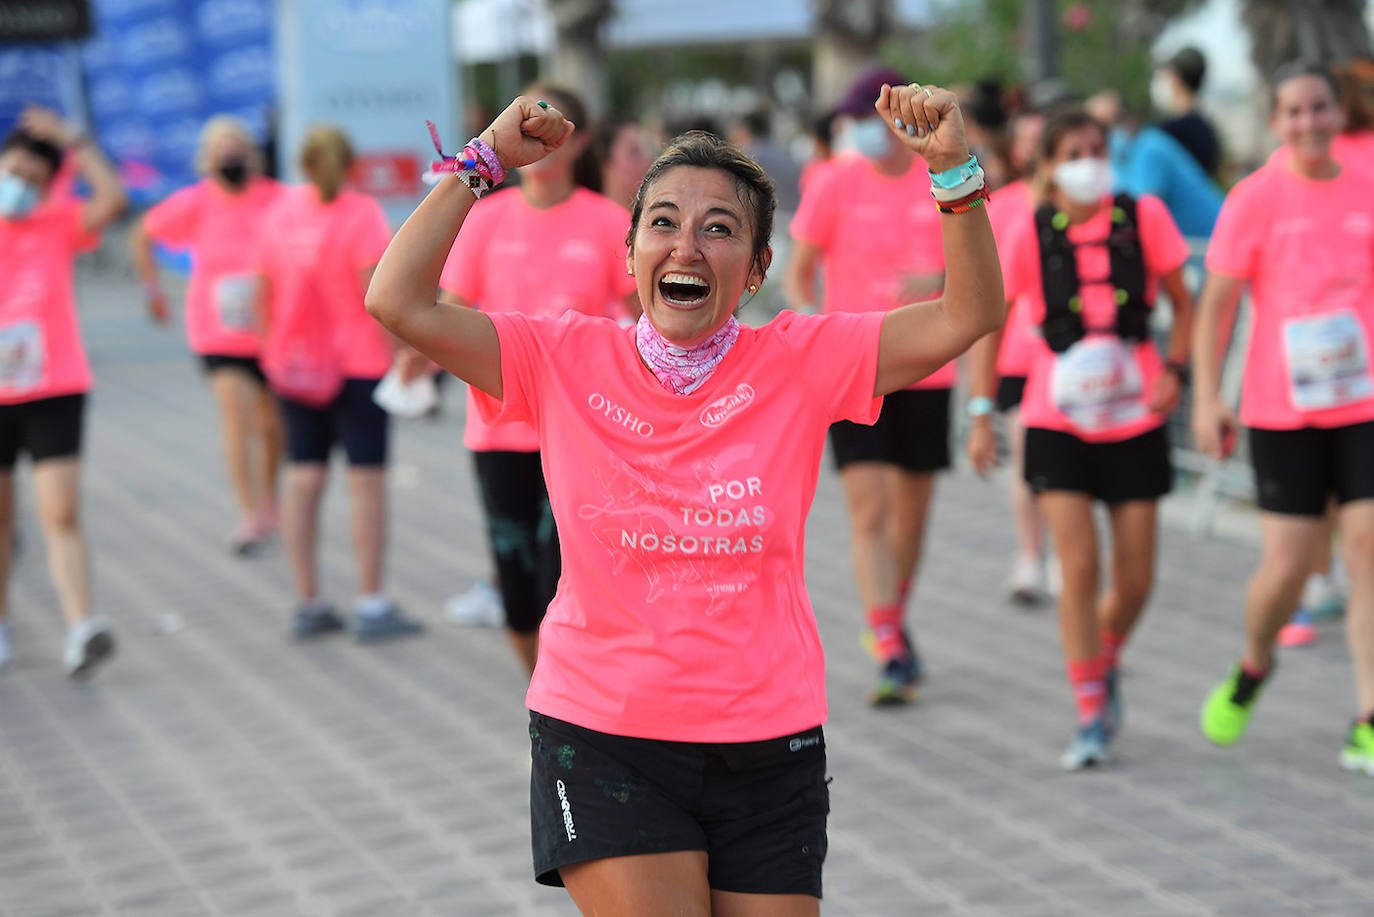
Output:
[538, 100, 549, 109]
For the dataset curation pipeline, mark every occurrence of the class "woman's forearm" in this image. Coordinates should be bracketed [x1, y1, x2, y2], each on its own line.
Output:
[365, 177, 478, 335]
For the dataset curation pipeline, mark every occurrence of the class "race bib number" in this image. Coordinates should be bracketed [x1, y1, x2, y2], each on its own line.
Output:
[0, 320, 45, 392]
[215, 274, 258, 332]
[1282, 309, 1374, 411]
[1050, 336, 1147, 432]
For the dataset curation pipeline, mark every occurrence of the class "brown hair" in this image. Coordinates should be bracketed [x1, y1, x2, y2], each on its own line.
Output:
[523, 82, 602, 192]
[1268, 60, 1339, 113]
[628, 131, 775, 279]
[1335, 60, 1374, 133]
[300, 124, 353, 203]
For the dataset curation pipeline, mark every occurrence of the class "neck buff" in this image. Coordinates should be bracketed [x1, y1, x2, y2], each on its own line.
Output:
[635, 314, 740, 395]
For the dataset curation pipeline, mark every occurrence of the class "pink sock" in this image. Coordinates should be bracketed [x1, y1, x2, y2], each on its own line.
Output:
[1067, 656, 1108, 724]
[1102, 629, 1127, 670]
[866, 603, 906, 661]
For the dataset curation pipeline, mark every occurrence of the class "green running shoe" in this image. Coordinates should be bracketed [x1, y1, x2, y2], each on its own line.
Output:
[869, 655, 919, 707]
[1340, 721, 1374, 776]
[1200, 665, 1267, 746]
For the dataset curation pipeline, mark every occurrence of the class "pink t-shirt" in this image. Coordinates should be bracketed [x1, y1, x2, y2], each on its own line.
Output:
[0, 199, 99, 405]
[1005, 193, 1189, 442]
[989, 179, 1039, 377]
[1206, 162, 1374, 430]
[143, 177, 283, 357]
[254, 186, 394, 379]
[441, 187, 636, 452]
[474, 309, 884, 742]
[791, 153, 956, 389]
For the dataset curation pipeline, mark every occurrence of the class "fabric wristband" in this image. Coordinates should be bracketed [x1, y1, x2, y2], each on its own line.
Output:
[930, 168, 986, 203]
[929, 154, 979, 190]
[966, 396, 995, 418]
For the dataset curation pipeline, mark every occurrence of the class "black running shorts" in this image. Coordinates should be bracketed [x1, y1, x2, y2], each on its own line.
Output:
[1024, 424, 1172, 504]
[529, 712, 829, 897]
[200, 353, 267, 386]
[1249, 421, 1374, 517]
[0, 393, 86, 470]
[829, 388, 951, 473]
[996, 375, 1028, 413]
[278, 378, 390, 467]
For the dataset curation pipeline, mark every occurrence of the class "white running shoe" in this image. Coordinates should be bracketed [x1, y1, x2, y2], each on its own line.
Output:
[1301, 572, 1345, 620]
[443, 581, 504, 628]
[0, 621, 12, 671]
[63, 616, 115, 679]
[1007, 554, 1046, 605]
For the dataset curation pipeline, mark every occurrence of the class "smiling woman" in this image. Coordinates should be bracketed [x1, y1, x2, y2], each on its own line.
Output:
[365, 85, 1004, 915]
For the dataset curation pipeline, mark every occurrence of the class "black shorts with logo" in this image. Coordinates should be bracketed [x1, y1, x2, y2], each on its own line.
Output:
[0, 394, 86, 470]
[1024, 424, 1172, 504]
[528, 712, 829, 897]
[829, 388, 951, 473]
[1249, 421, 1374, 517]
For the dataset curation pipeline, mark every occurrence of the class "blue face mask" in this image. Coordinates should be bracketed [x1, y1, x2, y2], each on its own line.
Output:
[848, 118, 894, 161]
[0, 172, 41, 220]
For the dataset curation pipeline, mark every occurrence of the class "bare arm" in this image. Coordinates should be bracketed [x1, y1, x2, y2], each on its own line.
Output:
[874, 85, 1005, 397]
[965, 314, 1007, 476]
[18, 107, 127, 234]
[365, 96, 575, 399]
[1146, 265, 1194, 414]
[784, 238, 822, 311]
[128, 218, 171, 323]
[1190, 271, 1245, 458]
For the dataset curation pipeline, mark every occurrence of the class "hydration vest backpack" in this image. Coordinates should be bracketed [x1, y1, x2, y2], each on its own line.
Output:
[1035, 193, 1152, 353]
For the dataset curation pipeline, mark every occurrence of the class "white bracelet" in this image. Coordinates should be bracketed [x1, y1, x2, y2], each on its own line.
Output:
[930, 167, 985, 203]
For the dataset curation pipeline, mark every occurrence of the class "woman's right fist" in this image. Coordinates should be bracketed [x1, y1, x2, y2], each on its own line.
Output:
[484, 96, 575, 171]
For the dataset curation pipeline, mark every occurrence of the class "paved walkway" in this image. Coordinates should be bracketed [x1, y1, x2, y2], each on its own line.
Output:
[2, 258, 1372, 917]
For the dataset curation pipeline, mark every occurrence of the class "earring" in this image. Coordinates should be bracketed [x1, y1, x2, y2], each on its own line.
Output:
[628, 267, 634, 276]
[748, 284, 758, 293]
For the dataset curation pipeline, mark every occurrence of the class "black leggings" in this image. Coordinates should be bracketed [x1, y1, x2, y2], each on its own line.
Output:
[473, 451, 561, 633]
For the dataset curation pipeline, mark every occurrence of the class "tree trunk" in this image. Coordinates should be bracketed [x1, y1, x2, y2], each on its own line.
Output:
[812, 0, 892, 111]
[546, 0, 614, 116]
[1243, 0, 1373, 80]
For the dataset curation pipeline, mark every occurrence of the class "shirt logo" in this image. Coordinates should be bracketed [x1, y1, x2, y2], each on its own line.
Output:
[587, 392, 654, 438]
[699, 384, 755, 428]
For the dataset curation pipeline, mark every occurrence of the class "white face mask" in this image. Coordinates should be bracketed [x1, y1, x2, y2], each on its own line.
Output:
[1150, 72, 1177, 114]
[846, 118, 894, 161]
[0, 171, 42, 220]
[1052, 157, 1113, 205]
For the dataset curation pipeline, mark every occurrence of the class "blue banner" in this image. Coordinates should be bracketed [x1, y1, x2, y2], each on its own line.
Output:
[81, 0, 274, 206]
[0, 43, 81, 138]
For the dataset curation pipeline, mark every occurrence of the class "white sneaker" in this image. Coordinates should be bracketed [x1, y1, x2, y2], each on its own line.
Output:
[1007, 554, 1046, 605]
[443, 581, 504, 628]
[1301, 572, 1345, 619]
[0, 621, 12, 671]
[63, 616, 115, 679]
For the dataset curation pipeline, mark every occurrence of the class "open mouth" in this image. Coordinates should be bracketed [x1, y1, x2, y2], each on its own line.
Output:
[658, 272, 711, 307]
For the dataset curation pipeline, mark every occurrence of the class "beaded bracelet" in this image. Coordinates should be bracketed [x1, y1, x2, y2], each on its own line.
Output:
[935, 185, 990, 214]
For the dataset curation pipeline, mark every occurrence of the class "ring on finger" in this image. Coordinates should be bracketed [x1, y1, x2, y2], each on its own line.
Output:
[923, 86, 934, 98]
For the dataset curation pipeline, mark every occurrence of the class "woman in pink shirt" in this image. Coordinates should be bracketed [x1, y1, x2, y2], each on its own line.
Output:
[786, 68, 956, 706]
[254, 125, 422, 642]
[131, 116, 284, 555]
[973, 108, 1054, 605]
[436, 85, 638, 675]
[368, 84, 1002, 914]
[0, 107, 127, 676]
[1194, 62, 1374, 776]
[972, 107, 1195, 771]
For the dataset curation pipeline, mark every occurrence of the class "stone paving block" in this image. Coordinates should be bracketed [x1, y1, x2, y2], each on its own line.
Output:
[5, 260, 1374, 915]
